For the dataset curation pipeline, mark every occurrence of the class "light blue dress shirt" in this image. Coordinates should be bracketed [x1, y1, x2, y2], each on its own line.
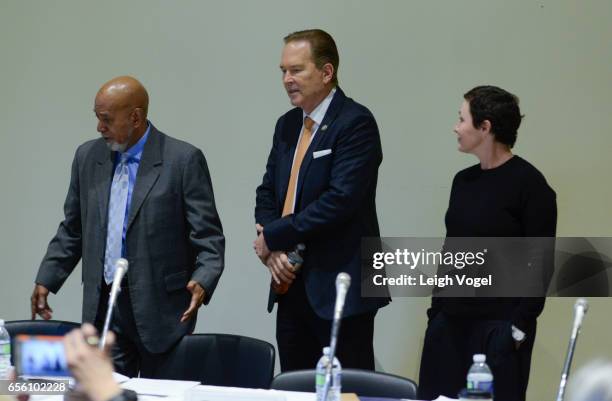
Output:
[113, 123, 151, 256]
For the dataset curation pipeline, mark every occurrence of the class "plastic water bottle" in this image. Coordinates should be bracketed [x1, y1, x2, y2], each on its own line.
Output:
[0, 320, 11, 379]
[467, 354, 493, 394]
[315, 346, 342, 401]
[271, 243, 306, 295]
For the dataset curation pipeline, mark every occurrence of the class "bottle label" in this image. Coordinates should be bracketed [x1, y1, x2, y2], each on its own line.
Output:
[316, 373, 325, 386]
[467, 379, 493, 393]
[0, 344, 10, 355]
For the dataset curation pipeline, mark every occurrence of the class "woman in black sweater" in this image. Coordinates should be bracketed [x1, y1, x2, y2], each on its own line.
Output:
[417, 86, 557, 401]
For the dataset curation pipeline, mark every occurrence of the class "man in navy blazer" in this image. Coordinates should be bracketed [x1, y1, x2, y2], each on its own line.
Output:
[254, 29, 388, 371]
[31, 76, 225, 377]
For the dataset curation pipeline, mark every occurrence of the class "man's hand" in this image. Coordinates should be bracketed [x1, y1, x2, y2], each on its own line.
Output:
[253, 224, 271, 264]
[266, 251, 296, 285]
[64, 323, 121, 401]
[181, 280, 206, 322]
[30, 284, 53, 320]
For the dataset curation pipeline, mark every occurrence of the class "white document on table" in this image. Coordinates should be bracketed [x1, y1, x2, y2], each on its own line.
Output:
[186, 385, 294, 401]
[121, 378, 200, 397]
[112, 371, 131, 383]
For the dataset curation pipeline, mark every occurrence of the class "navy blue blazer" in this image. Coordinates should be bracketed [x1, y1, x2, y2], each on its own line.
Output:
[255, 88, 389, 320]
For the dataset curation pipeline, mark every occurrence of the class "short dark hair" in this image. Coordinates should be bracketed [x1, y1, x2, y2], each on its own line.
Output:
[464, 85, 523, 148]
[284, 29, 339, 85]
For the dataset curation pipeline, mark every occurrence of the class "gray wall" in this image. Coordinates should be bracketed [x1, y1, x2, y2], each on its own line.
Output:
[1, 1, 611, 400]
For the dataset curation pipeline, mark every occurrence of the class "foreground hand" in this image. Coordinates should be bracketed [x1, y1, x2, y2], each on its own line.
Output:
[64, 323, 121, 401]
[253, 224, 271, 264]
[30, 284, 53, 320]
[266, 251, 296, 285]
[181, 280, 206, 322]
[8, 369, 30, 401]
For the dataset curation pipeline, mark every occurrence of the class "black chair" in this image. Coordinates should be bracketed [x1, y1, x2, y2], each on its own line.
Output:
[270, 368, 418, 399]
[5, 320, 81, 365]
[152, 333, 275, 389]
[4, 320, 81, 337]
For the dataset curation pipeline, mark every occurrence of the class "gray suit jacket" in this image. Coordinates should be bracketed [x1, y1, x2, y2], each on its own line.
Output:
[36, 124, 225, 353]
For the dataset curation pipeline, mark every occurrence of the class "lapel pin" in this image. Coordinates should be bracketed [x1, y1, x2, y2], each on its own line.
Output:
[321, 125, 328, 131]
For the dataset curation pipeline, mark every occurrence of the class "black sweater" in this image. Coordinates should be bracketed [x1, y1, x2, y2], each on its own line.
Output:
[431, 156, 557, 331]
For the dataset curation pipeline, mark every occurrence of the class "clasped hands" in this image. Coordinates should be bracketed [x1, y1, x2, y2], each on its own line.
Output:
[253, 224, 296, 285]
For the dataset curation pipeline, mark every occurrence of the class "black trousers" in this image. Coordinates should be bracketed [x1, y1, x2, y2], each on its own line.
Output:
[418, 312, 536, 401]
[95, 281, 176, 378]
[276, 276, 377, 372]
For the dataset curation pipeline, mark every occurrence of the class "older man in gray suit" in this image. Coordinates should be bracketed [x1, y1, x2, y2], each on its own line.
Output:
[30, 76, 225, 377]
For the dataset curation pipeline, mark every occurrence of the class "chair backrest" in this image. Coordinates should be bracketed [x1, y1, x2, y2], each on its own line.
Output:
[4, 320, 81, 337]
[151, 333, 275, 389]
[4, 320, 81, 365]
[270, 368, 418, 399]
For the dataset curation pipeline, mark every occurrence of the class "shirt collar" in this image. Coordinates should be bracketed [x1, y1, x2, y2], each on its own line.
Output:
[303, 87, 336, 127]
[120, 122, 150, 162]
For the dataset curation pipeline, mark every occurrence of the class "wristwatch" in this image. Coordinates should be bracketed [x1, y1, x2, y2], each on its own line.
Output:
[106, 389, 138, 401]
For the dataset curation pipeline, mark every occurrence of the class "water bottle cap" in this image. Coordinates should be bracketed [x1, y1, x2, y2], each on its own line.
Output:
[323, 346, 330, 355]
[473, 354, 486, 363]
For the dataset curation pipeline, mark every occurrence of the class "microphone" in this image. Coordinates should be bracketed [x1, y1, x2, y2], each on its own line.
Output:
[556, 298, 589, 401]
[100, 258, 129, 349]
[322, 272, 351, 401]
[571, 298, 588, 338]
[333, 273, 351, 321]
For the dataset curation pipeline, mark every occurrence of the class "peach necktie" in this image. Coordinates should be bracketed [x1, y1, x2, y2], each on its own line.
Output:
[282, 117, 315, 216]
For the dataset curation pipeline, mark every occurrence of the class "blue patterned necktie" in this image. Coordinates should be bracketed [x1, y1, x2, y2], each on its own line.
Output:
[104, 154, 129, 284]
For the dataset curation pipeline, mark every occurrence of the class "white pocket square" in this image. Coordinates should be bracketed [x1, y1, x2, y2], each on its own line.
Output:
[313, 149, 332, 159]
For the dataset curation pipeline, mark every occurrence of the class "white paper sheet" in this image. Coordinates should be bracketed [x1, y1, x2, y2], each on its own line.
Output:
[186, 385, 291, 401]
[121, 378, 200, 397]
[112, 371, 130, 383]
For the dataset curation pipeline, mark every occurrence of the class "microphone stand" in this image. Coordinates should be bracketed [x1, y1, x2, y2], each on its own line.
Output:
[65, 259, 128, 401]
[322, 273, 350, 401]
[321, 313, 341, 401]
[556, 299, 588, 401]
[100, 259, 128, 349]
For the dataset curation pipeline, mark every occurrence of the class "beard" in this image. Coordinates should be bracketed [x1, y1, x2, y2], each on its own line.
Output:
[105, 128, 134, 153]
[106, 140, 127, 152]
